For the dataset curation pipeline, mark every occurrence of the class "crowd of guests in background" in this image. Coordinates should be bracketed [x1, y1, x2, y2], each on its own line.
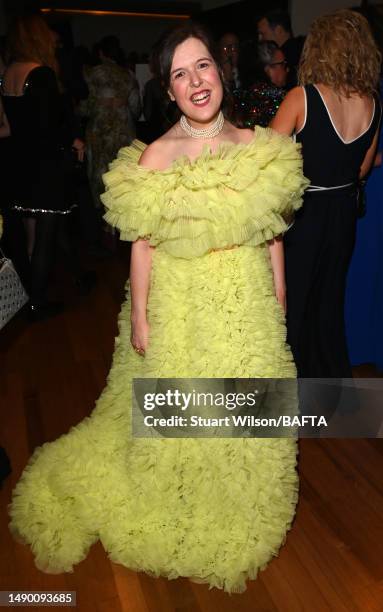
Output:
[0, 7, 382, 379]
[0, 8, 303, 320]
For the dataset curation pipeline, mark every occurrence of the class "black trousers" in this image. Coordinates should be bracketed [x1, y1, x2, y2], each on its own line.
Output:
[285, 190, 357, 378]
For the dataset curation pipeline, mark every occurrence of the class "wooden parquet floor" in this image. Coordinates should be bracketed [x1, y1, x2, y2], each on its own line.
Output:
[1, 246, 383, 612]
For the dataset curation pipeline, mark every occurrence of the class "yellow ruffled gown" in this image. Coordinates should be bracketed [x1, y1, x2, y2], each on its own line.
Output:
[9, 127, 308, 593]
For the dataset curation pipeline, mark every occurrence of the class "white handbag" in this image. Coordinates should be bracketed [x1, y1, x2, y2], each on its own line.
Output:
[0, 249, 28, 330]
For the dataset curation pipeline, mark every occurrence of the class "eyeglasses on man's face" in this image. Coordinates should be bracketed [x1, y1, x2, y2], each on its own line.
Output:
[222, 44, 239, 53]
[268, 60, 288, 69]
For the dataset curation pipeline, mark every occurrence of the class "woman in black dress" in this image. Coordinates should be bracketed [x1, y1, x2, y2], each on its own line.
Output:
[271, 9, 381, 377]
[1, 14, 82, 319]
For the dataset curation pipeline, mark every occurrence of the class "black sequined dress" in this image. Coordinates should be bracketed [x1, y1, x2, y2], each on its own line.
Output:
[0, 66, 76, 215]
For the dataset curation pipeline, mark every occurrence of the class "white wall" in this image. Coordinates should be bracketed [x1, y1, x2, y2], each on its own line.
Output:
[69, 1, 243, 54]
[291, 0, 382, 36]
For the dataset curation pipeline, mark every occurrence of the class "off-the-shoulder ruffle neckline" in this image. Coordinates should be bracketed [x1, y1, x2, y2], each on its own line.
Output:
[133, 126, 277, 174]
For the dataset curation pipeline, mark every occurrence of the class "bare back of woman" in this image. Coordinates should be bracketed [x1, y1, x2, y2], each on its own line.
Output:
[270, 9, 381, 378]
[314, 83, 375, 144]
[2, 62, 41, 96]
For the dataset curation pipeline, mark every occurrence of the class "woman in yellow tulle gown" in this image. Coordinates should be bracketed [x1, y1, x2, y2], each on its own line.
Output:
[9, 24, 308, 593]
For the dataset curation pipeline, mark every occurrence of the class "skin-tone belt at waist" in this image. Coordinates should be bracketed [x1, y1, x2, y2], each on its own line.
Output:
[208, 245, 239, 253]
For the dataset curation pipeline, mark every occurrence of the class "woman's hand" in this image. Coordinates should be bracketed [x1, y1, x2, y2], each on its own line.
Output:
[131, 316, 150, 356]
[72, 137, 86, 162]
[129, 239, 152, 356]
[275, 284, 287, 314]
[267, 237, 287, 314]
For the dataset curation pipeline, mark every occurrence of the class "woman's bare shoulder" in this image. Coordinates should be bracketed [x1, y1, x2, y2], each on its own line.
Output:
[138, 130, 180, 170]
[287, 86, 306, 105]
[237, 127, 255, 144]
[224, 123, 254, 145]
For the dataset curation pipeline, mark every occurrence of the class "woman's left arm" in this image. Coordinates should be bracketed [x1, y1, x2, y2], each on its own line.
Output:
[268, 237, 286, 313]
[0, 99, 10, 138]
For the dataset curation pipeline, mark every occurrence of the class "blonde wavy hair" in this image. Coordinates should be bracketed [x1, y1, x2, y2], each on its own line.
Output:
[7, 13, 58, 74]
[299, 9, 381, 96]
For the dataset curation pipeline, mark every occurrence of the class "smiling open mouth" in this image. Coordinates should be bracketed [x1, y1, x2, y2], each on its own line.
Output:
[191, 91, 211, 105]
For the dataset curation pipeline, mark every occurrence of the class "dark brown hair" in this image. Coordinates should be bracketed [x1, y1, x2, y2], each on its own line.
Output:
[156, 23, 219, 87]
[155, 22, 233, 118]
[258, 9, 292, 36]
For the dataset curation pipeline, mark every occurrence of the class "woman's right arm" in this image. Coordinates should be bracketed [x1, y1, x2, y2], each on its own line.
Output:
[130, 239, 152, 354]
[360, 127, 380, 178]
[129, 139, 170, 354]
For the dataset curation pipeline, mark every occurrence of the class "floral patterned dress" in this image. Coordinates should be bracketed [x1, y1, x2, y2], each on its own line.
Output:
[82, 59, 141, 209]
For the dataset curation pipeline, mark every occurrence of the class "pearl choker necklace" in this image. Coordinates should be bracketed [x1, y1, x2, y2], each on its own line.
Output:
[179, 111, 224, 139]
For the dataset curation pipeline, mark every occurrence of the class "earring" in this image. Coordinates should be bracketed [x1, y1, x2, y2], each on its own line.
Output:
[168, 90, 175, 102]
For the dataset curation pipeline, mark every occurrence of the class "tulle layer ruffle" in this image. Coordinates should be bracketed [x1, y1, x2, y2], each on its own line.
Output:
[9, 246, 298, 593]
[101, 128, 309, 258]
[10, 430, 298, 593]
